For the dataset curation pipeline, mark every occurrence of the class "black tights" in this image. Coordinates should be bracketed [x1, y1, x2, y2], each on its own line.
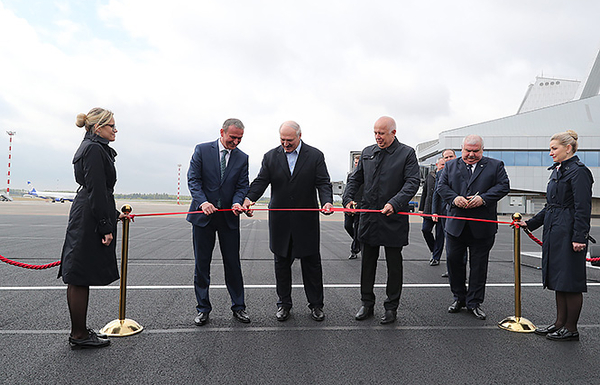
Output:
[67, 284, 90, 339]
[554, 291, 583, 332]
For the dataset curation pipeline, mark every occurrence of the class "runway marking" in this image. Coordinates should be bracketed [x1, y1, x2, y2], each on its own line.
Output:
[2, 324, 600, 335]
[8, 282, 600, 291]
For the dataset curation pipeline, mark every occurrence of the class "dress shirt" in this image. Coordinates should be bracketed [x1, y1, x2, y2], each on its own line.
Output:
[286, 141, 302, 174]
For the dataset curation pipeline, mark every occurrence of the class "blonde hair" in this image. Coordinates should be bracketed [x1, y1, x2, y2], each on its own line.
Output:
[76, 107, 114, 133]
[551, 130, 579, 153]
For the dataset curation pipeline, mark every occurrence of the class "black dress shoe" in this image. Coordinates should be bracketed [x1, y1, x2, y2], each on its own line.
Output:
[546, 327, 579, 341]
[276, 307, 290, 322]
[441, 272, 449, 278]
[534, 324, 560, 335]
[380, 309, 397, 324]
[311, 307, 325, 322]
[470, 306, 486, 320]
[233, 309, 251, 323]
[194, 311, 209, 326]
[429, 259, 440, 266]
[355, 306, 374, 320]
[448, 300, 465, 313]
[69, 330, 110, 350]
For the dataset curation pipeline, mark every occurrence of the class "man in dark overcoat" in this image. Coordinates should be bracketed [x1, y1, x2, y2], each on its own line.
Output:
[186, 118, 250, 326]
[437, 134, 509, 320]
[243, 121, 333, 322]
[343, 116, 420, 324]
[420, 157, 445, 266]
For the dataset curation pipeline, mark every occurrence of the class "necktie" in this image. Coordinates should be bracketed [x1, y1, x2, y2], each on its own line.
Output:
[467, 164, 473, 176]
[220, 149, 227, 178]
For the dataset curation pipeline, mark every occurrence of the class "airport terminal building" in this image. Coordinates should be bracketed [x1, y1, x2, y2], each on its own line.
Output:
[416, 51, 600, 215]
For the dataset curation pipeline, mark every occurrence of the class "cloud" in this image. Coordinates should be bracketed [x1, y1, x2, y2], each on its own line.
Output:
[1, 0, 600, 193]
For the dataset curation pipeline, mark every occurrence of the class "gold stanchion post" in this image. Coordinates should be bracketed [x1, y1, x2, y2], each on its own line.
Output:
[100, 204, 144, 337]
[498, 212, 536, 332]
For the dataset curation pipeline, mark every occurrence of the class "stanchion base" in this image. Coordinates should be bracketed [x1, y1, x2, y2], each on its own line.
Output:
[498, 316, 536, 333]
[100, 318, 144, 337]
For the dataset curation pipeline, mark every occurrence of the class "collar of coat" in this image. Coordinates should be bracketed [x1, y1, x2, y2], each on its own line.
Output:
[549, 155, 580, 170]
[373, 137, 400, 154]
[84, 131, 117, 159]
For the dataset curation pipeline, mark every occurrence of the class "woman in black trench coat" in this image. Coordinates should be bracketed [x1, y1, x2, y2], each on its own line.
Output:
[517, 130, 593, 341]
[58, 108, 122, 349]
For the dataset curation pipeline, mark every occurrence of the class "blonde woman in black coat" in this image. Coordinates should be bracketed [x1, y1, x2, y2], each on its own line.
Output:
[517, 130, 593, 341]
[58, 108, 123, 349]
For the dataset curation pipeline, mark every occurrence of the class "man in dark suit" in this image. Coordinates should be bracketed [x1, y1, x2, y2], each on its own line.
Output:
[437, 135, 510, 320]
[420, 157, 445, 266]
[432, 149, 457, 278]
[343, 116, 420, 325]
[243, 121, 333, 322]
[186, 118, 250, 326]
[344, 154, 362, 259]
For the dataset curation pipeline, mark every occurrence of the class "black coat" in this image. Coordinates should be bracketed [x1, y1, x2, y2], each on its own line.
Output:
[343, 138, 420, 247]
[419, 171, 436, 214]
[58, 132, 119, 286]
[526, 155, 593, 292]
[247, 142, 333, 258]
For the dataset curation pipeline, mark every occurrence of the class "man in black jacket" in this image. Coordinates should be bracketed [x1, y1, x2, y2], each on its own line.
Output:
[420, 157, 445, 266]
[343, 116, 420, 324]
[437, 135, 510, 320]
[244, 121, 333, 322]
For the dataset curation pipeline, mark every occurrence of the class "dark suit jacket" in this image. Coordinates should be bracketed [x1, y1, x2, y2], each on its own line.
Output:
[437, 156, 509, 239]
[186, 139, 249, 229]
[431, 169, 447, 216]
[247, 142, 333, 258]
[342, 138, 420, 247]
[419, 170, 436, 214]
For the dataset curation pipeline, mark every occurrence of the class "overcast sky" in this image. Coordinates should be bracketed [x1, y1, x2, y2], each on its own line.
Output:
[1, 0, 600, 194]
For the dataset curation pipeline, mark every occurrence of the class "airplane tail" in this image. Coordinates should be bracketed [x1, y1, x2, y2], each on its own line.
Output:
[27, 181, 37, 195]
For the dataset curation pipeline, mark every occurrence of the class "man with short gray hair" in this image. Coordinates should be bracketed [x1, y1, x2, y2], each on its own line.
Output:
[244, 121, 333, 322]
[437, 135, 509, 320]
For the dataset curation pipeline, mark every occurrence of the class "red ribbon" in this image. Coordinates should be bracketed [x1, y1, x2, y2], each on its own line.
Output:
[3, 207, 597, 268]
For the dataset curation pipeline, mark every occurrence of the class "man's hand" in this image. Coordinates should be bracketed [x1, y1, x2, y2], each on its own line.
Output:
[201, 202, 217, 215]
[381, 203, 395, 216]
[453, 196, 469, 209]
[322, 202, 334, 215]
[466, 195, 483, 209]
[242, 198, 255, 217]
[432, 214, 439, 223]
[232, 203, 244, 217]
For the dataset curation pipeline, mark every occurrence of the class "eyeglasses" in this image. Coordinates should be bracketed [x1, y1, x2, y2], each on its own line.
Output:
[105, 124, 117, 132]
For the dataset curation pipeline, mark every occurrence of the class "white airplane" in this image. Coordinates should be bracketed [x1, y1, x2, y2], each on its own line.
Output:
[25, 181, 76, 203]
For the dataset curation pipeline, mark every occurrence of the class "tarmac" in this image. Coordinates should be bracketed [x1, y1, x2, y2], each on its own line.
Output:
[2, 199, 600, 385]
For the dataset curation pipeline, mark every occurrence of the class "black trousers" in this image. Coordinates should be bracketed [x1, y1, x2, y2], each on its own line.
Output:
[274, 248, 324, 310]
[360, 243, 403, 310]
[446, 223, 495, 309]
[343, 213, 361, 254]
[192, 213, 245, 313]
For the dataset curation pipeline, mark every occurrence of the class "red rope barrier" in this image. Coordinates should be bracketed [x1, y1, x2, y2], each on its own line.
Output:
[519, 226, 600, 262]
[0, 254, 60, 270]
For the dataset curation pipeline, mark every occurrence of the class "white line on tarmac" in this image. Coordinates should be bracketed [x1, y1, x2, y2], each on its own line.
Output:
[2, 324, 600, 335]
[5, 282, 600, 291]
[0, 282, 568, 290]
